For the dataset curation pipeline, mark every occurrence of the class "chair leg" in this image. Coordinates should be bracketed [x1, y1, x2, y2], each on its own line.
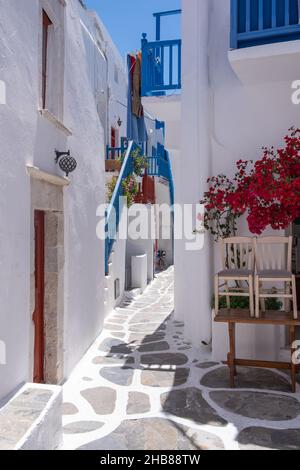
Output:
[228, 323, 236, 388]
[255, 276, 260, 319]
[249, 275, 254, 318]
[292, 275, 298, 320]
[215, 275, 219, 316]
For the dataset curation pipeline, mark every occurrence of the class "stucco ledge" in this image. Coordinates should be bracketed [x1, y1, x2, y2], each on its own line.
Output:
[26, 165, 70, 187]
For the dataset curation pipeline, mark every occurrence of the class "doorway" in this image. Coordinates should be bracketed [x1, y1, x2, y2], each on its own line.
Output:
[33, 210, 45, 383]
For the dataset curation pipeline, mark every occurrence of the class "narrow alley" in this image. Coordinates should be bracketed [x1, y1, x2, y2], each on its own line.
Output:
[62, 268, 300, 451]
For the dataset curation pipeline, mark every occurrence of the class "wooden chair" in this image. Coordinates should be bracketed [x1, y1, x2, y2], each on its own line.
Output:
[253, 236, 298, 319]
[215, 237, 255, 318]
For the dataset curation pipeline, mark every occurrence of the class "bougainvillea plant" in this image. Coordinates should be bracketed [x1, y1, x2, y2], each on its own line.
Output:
[201, 128, 300, 239]
[201, 160, 253, 240]
[122, 174, 138, 207]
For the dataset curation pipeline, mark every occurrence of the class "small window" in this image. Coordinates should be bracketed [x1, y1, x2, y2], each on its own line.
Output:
[42, 10, 52, 109]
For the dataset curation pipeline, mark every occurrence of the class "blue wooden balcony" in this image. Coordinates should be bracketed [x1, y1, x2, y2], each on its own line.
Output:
[141, 10, 182, 97]
[231, 0, 300, 49]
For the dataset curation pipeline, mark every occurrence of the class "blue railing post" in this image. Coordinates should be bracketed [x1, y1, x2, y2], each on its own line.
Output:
[155, 15, 161, 41]
[230, 0, 238, 49]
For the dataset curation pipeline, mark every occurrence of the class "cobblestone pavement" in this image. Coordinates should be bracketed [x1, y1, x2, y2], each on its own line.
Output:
[62, 267, 300, 450]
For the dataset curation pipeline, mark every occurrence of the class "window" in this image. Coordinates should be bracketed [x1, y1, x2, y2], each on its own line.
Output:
[40, 0, 65, 120]
[42, 10, 52, 109]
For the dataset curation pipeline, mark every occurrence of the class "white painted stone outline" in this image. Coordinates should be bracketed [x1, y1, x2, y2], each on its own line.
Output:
[61, 268, 300, 451]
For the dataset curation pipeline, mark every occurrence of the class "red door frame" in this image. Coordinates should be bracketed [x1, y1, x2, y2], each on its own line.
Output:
[33, 210, 45, 383]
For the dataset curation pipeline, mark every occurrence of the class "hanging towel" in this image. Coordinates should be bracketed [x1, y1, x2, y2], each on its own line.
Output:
[127, 54, 147, 143]
[132, 56, 143, 118]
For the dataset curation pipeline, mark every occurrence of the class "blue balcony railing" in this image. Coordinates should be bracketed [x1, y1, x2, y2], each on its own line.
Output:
[231, 0, 300, 49]
[141, 10, 182, 97]
[105, 141, 174, 274]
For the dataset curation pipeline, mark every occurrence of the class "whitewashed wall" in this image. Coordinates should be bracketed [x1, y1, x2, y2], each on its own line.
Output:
[177, 0, 300, 358]
[0, 0, 127, 401]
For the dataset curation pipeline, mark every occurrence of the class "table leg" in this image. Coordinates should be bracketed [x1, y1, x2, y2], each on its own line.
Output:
[228, 323, 236, 388]
[291, 325, 297, 393]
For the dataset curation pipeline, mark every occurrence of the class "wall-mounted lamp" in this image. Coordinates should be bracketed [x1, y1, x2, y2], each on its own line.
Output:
[55, 150, 77, 177]
[117, 117, 122, 127]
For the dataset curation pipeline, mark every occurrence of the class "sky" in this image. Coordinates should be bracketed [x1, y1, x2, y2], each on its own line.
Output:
[84, 0, 181, 59]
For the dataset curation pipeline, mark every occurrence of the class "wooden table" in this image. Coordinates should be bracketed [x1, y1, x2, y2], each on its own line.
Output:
[214, 309, 300, 393]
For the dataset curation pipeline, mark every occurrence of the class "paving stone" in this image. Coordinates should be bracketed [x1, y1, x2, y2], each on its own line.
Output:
[201, 366, 291, 392]
[108, 318, 127, 324]
[130, 314, 168, 324]
[63, 402, 79, 415]
[98, 338, 133, 355]
[129, 323, 166, 333]
[237, 427, 300, 451]
[161, 388, 227, 427]
[138, 341, 170, 353]
[110, 332, 126, 339]
[128, 333, 165, 344]
[100, 367, 134, 386]
[210, 391, 300, 421]
[78, 418, 224, 450]
[63, 421, 104, 434]
[81, 387, 116, 415]
[104, 323, 124, 331]
[141, 353, 188, 366]
[92, 356, 134, 366]
[141, 368, 189, 387]
[126, 392, 151, 414]
[196, 362, 219, 369]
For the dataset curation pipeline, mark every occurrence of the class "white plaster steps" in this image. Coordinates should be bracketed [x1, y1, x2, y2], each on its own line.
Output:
[0, 383, 62, 450]
[124, 288, 142, 301]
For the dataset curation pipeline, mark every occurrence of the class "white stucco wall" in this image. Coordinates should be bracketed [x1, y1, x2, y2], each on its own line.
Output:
[175, 0, 300, 356]
[0, 0, 126, 401]
[174, 0, 212, 348]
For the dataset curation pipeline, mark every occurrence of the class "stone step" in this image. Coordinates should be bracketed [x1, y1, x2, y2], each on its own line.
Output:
[0, 383, 62, 450]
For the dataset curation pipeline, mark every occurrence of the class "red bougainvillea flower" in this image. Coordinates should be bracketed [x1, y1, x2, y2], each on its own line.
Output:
[202, 128, 300, 238]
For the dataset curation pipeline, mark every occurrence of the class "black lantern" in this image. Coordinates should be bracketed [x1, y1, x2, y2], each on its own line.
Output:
[117, 117, 122, 127]
[55, 150, 77, 177]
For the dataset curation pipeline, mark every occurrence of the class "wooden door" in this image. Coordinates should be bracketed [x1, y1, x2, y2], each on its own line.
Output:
[33, 210, 45, 383]
[111, 127, 116, 148]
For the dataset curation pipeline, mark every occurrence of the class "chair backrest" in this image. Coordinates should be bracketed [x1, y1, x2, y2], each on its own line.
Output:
[221, 237, 255, 271]
[253, 236, 293, 272]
